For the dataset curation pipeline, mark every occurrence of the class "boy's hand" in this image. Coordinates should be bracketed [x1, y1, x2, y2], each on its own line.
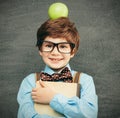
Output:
[31, 80, 57, 104]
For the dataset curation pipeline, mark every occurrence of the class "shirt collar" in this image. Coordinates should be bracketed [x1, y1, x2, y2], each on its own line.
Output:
[43, 64, 72, 75]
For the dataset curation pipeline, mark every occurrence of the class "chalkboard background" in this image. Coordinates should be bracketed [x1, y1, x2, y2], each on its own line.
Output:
[0, 0, 120, 118]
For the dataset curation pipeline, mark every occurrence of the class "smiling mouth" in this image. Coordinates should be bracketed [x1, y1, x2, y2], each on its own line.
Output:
[49, 58, 63, 61]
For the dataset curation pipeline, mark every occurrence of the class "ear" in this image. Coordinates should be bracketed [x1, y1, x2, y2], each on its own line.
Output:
[70, 48, 75, 58]
[39, 51, 42, 56]
[70, 53, 75, 58]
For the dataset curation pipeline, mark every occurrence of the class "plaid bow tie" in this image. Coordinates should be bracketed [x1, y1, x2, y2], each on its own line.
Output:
[40, 67, 73, 83]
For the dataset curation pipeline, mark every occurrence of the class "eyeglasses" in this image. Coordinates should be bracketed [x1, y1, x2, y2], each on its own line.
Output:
[40, 41, 75, 54]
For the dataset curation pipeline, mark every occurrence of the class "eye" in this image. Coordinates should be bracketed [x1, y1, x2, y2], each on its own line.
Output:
[43, 42, 53, 48]
[60, 45, 67, 48]
[45, 44, 53, 48]
[59, 44, 69, 49]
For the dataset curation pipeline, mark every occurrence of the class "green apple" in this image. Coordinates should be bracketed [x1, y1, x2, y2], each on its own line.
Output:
[48, 2, 68, 20]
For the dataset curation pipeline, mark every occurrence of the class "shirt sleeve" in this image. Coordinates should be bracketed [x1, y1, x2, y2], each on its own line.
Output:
[17, 74, 58, 118]
[50, 73, 98, 118]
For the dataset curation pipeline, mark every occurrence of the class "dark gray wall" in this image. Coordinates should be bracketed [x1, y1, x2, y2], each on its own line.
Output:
[0, 0, 120, 118]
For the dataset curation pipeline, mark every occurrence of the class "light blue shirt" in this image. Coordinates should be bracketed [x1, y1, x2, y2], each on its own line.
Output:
[17, 64, 98, 118]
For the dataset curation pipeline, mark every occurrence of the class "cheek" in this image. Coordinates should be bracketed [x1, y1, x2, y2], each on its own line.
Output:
[64, 54, 74, 61]
[39, 52, 48, 61]
[41, 55, 49, 64]
[64, 54, 74, 63]
[39, 51, 47, 57]
[64, 55, 72, 62]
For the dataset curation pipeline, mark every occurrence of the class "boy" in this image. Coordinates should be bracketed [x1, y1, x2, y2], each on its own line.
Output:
[17, 17, 98, 118]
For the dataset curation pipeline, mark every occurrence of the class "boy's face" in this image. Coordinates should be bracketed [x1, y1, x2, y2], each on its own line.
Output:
[39, 36, 75, 71]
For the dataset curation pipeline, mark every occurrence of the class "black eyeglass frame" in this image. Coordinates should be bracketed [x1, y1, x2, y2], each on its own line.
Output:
[39, 41, 75, 54]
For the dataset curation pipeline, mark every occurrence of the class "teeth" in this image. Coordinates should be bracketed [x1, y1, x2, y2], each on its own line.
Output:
[51, 58, 60, 61]
[53, 59, 58, 61]
[49, 57, 63, 61]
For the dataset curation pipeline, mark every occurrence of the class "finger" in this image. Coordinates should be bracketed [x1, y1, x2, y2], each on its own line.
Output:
[31, 95, 36, 99]
[31, 95, 37, 102]
[32, 88, 37, 92]
[31, 91, 37, 96]
[33, 99, 39, 103]
[32, 96, 40, 103]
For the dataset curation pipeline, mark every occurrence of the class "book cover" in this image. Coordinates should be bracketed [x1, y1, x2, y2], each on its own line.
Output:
[34, 81, 80, 117]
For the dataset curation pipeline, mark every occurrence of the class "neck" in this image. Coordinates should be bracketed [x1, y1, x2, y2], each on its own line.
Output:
[50, 66, 66, 73]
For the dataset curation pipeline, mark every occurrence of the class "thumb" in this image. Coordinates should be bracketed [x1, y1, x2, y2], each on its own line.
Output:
[39, 80, 47, 88]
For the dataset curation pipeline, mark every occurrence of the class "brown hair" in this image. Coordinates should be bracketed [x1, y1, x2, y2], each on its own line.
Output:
[36, 17, 80, 54]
